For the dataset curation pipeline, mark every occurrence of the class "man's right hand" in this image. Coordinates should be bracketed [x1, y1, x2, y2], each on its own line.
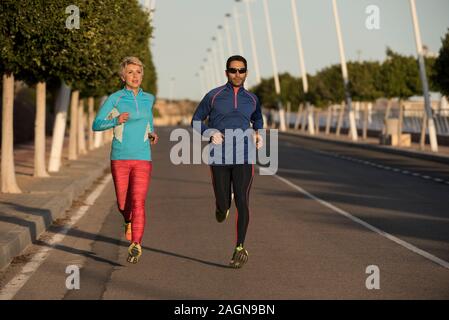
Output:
[211, 131, 224, 144]
[117, 112, 129, 124]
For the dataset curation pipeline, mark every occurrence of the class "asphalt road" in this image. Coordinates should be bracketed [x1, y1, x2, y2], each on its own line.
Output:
[1, 126, 448, 300]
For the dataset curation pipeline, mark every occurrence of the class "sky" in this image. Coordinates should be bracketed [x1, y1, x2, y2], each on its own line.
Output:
[146, 0, 449, 101]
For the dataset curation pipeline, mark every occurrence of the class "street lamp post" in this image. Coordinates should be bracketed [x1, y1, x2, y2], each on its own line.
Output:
[143, 0, 156, 47]
[262, 0, 286, 131]
[233, 4, 244, 56]
[207, 48, 219, 87]
[240, 0, 261, 85]
[290, 0, 314, 134]
[217, 26, 226, 67]
[331, 0, 358, 141]
[148, 0, 156, 21]
[197, 68, 206, 96]
[203, 58, 213, 90]
[224, 13, 234, 56]
[233, 1, 248, 86]
[211, 40, 223, 85]
[409, 0, 438, 152]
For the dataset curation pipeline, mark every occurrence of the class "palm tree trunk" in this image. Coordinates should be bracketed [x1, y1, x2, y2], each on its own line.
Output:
[87, 97, 95, 150]
[1, 73, 21, 193]
[68, 90, 79, 160]
[48, 81, 71, 172]
[77, 99, 87, 155]
[34, 81, 49, 177]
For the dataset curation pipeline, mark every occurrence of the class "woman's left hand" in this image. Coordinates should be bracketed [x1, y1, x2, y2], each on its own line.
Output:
[149, 132, 159, 145]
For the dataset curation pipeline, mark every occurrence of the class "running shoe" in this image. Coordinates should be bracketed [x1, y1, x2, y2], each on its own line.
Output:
[229, 245, 248, 269]
[127, 242, 142, 264]
[215, 209, 230, 223]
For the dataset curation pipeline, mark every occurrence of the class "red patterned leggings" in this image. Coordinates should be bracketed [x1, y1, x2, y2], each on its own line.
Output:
[111, 160, 152, 244]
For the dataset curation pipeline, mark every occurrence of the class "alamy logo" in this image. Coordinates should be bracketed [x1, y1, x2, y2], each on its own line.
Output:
[169, 121, 278, 175]
[65, 5, 80, 30]
[365, 5, 380, 30]
[65, 265, 80, 290]
[365, 265, 380, 290]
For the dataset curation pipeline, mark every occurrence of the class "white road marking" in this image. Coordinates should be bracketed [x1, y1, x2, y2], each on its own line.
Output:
[0, 175, 112, 300]
[306, 147, 448, 185]
[260, 167, 449, 270]
[277, 168, 306, 175]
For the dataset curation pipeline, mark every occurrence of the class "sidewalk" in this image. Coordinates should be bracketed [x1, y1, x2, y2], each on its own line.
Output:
[0, 137, 110, 270]
[283, 128, 449, 165]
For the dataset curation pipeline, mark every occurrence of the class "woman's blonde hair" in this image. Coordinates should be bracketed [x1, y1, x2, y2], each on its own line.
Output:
[120, 56, 144, 78]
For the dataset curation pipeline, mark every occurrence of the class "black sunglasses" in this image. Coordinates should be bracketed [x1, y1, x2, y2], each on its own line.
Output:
[227, 67, 247, 74]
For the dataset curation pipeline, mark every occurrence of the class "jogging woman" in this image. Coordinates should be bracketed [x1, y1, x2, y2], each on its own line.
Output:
[92, 56, 158, 264]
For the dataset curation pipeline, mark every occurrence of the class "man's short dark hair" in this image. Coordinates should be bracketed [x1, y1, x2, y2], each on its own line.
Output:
[226, 55, 247, 70]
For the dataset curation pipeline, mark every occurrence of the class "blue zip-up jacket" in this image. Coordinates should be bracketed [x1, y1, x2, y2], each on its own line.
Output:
[92, 87, 155, 161]
[191, 82, 264, 165]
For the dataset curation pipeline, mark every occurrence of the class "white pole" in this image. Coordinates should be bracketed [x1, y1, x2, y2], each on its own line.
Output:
[224, 13, 234, 56]
[233, 2, 248, 86]
[148, 0, 156, 20]
[143, 0, 156, 51]
[262, 0, 280, 95]
[207, 48, 219, 87]
[203, 59, 213, 90]
[233, 5, 244, 56]
[199, 67, 207, 94]
[211, 42, 223, 85]
[217, 26, 226, 66]
[291, 0, 314, 134]
[243, 0, 261, 85]
[262, 0, 285, 131]
[332, 0, 357, 141]
[195, 72, 204, 99]
[409, 0, 438, 152]
[142, 1, 156, 23]
[290, 0, 308, 93]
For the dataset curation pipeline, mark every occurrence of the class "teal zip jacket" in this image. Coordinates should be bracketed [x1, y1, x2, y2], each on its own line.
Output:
[92, 87, 155, 161]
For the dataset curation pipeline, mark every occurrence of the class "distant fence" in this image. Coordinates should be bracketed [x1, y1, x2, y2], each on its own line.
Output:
[268, 99, 449, 137]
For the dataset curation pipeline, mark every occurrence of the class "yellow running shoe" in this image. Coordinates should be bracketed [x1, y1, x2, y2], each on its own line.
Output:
[229, 245, 248, 269]
[127, 242, 142, 264]
[124, 222, 132, 242]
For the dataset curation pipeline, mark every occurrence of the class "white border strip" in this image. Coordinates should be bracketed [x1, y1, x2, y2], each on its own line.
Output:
[0, 175, 112, 300]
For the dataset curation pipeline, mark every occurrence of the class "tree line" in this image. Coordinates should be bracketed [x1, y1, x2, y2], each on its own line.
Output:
[0, 0, 156, 193]
[251, 30, 449, 110]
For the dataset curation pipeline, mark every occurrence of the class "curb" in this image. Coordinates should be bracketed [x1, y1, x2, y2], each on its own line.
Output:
[0, 145, 111, 271]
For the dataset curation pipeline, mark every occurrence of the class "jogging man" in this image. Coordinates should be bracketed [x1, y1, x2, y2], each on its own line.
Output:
[191, 55, 263, 268]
